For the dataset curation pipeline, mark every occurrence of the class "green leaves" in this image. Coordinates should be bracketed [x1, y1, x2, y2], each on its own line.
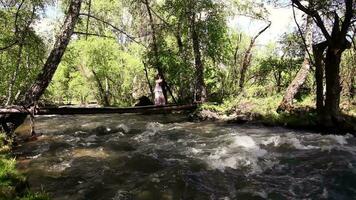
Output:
[47, 37, 149, 106]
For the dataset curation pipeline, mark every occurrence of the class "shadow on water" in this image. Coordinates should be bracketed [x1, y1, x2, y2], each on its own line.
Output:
[13, 114, 356, 200]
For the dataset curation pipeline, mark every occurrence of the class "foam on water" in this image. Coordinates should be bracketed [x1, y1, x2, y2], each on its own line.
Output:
[230, 135, 258, 149]
[262, 135, 318, 150]
[134, 122, 163, 142]
[116, 124, 130, 133]
[146, 122, 163, 131]
[206, 135, 267, 173]
[327, 134, 349, 145]
[261, 135, 281, 147]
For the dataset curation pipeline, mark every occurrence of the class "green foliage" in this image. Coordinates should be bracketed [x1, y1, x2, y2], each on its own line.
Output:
[47, 37, 149, 106]
[0, 135, 49, 200]
[201, 93, 320, 128]
[0, 1, 47, 105]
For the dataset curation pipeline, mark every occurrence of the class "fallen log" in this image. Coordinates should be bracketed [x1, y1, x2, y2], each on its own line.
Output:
[0, 104, 198, 115]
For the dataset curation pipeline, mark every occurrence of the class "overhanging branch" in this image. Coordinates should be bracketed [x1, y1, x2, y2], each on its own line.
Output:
[73, 31, 116, 39]
[79, 13, 147, 48]
[292, 0, 331, 41]
[292, 5, 314, 66]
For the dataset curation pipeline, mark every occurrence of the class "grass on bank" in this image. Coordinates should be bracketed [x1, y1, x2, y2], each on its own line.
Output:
[200, 90, 356, 129]
[0, 133, 49, 200]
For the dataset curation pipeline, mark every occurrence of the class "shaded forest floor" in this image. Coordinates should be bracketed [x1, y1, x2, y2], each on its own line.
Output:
[193, 94, 356, 135]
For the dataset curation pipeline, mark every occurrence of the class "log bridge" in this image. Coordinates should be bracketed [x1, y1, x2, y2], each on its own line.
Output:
[0, 104, 198, 115]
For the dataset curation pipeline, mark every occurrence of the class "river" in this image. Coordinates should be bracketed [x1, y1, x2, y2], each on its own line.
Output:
[14, 114, 356, 200]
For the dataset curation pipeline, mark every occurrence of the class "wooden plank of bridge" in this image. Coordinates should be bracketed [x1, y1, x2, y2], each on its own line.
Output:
[0, 104, 198, 115]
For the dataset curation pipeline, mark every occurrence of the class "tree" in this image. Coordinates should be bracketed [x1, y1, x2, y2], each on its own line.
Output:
[278, 15, 313, 111]
[189, 7, 207, 102]
[292, 0, 355, 126]
[142, 0, 169, 103]
[160, 0, 229, 102]
[1, 0, 83, 136]
[238, 21, 271, 90]
[0, 0, 47, 106]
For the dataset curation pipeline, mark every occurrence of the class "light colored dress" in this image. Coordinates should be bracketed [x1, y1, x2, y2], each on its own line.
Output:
[154, 78, 165, 105]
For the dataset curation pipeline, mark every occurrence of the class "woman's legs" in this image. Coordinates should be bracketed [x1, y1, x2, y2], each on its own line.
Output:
[159, 95, 165, 105]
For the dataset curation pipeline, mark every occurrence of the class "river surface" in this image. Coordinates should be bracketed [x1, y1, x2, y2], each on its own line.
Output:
[14, 114, 356, 200]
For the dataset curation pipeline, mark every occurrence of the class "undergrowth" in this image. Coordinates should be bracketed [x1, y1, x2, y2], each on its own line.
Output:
[0, 132, 49, 200]
[201, 93, 355, 129]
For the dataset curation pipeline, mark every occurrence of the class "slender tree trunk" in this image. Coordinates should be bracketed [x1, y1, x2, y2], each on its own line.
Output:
[276, 71, 282, 93]
[176, 29, 192, 103]
[239, 22, 271, 90]
[313, 42, 327, 116]
[190, 13, 207, 102]
[0, 0, 82, 135]
[278, 16, 313, 112]
[143, 0, 168, 102]
[176, 30, 184, 55]
[230, 34, 241, 92]
[105, 77, 110, 103]
[92, 70, 110, 106]
[5, 42, 24, 106]
[239, 41, 253, 90]
[143, 61, 154, 100]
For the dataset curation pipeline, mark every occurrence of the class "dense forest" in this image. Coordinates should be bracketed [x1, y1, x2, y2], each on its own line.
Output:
[0, 0, 355, 131]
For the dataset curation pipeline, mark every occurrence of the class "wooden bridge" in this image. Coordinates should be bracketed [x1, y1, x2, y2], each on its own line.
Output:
[0, 104, 198, 115]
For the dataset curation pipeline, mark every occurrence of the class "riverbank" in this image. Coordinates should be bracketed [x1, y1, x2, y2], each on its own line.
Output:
[0, 133, 49, 200]
[192, 96, 356, 135]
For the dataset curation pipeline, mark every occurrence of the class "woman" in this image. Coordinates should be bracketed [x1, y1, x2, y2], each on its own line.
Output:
[154, 74, 166, 105]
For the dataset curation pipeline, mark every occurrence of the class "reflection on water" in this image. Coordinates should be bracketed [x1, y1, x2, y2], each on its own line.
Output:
[14, 114, 356, 200]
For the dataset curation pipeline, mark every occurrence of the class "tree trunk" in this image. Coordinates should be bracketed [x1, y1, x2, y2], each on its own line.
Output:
[350, 75, 355, 100]
[239, 22, 271, 90]
[278, 16, 313, 112]
[190, 13, 207, 102]
[21, 0, 81, 105]
[291, 0, 354, 130]
[275, 70, 282, 93]
[313, 42, 327, 116]
[0, 0, 82, 135]
[143, 61, 154, 100]
[143, 0, 168, 103]
[323, 45, 343, 125]
[5, 41, 24, 106]
[239, 41, 253, 90]
[92, 70, 110, 106]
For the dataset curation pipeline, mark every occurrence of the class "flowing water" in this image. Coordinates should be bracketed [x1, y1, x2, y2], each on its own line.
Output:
[14, 114, 356, 200]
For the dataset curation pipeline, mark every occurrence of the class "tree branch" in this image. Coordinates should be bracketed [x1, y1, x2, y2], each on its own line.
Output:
[0, 0, 25, 51]
[251, 21, 271, 42]
[79, 13, 146, 48]
[292, 0, 331, 41]
[14, 0, 25, 33]
[85, 0, 91, 40]
[292, 5, 314, 66]
[0, 41, 18, 51]
[73, 31, 116, 39]
[340, 0, 353, 36]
